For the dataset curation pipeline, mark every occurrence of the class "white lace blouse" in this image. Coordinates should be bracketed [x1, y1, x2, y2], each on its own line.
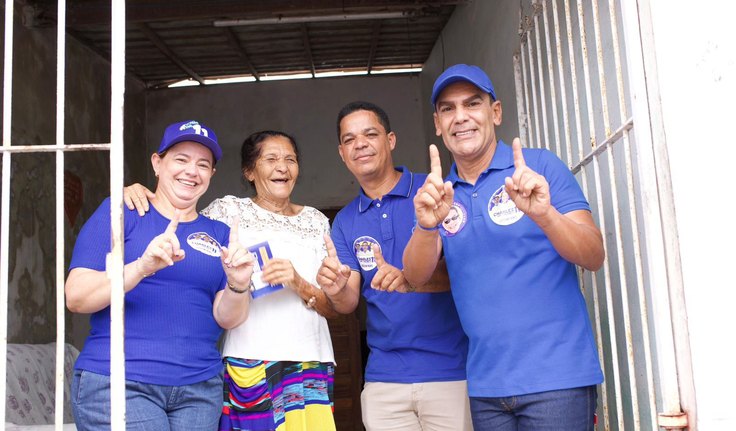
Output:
[201, 196, 335, 364]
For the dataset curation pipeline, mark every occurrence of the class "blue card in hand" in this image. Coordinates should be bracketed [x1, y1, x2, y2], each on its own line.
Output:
[247, 241, 284, 298]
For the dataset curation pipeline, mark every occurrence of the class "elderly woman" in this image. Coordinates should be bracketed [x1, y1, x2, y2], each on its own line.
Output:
[65, 120, 255, 431]
[125, 130, 337, 431]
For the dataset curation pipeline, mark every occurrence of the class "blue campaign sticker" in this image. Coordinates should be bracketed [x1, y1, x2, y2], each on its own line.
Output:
[353, 236, 380, 271]
[187, 232, 222, 257]
[440, 201, 468, 237]
[487, 185, 523, 226]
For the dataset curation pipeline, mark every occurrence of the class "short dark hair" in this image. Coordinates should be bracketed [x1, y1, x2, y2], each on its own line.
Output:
[336, 101, 392, 142]
[240, 130, 300, 188]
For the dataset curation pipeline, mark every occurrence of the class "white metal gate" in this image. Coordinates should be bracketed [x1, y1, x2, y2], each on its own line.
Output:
[0, 0, 128, 429]
[513, 0, 694, 429]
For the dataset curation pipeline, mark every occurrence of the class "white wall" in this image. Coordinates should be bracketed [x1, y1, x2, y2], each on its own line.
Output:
[648, 0, 736, 429]
[145, 75, 427, 210]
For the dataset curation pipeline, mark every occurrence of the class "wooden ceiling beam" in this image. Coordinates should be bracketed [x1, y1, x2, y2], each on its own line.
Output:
[137, 23, 205, 85]
[300, 23, 317, 78]
[222, 28, 261, 81]
[366, 21, 382, 73]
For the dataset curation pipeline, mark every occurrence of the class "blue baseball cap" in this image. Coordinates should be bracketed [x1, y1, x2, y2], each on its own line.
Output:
[158, 120, 222, 162]
[430, 64, 496, 106]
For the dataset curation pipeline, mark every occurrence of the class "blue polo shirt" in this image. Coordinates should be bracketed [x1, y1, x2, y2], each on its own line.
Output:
[441, 141, 603, 397]
[69, 198, 228, 386]
[332, 167, 468, 383]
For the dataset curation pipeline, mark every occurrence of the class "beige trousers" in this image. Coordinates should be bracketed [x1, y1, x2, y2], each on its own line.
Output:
[361, 380, 474, 431]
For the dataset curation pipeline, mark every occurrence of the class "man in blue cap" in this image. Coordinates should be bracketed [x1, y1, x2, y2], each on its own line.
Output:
[402, 64, 606, 430]
[317, 101, 472, 430]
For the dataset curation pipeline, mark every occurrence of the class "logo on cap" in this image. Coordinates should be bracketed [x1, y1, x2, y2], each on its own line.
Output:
[159, 120, 222, 162]
[179, 121, 210, 137]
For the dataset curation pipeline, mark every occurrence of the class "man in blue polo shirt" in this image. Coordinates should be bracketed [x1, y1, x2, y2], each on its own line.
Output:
[402, 64, 606, 430]
[317, 101, 472, 430]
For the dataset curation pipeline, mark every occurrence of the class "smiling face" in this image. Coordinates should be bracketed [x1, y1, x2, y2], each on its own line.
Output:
[245, 135, 299, 203]
[433, 81, 502, 164]
[152, 140, 215, 211]
[337, 109, 396, 182]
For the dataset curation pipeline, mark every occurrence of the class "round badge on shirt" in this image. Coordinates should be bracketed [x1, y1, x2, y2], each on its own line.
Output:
[353, 236, 380, 271]
[440, 201, 468, 237]
[488, 185, 524, 226]
[187, 232, 223, 257]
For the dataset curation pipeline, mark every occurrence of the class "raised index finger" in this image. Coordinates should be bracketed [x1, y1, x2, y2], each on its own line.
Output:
[512, 137, 527, 169]
[373, 244, 386, 267]
[165, 209, 180, 235]
[229, 216, 240, 245]
[429, 144, 443, 178]
[324, 234, 338, 259]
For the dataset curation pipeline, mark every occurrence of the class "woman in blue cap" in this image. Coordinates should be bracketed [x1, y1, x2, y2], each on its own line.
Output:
[124, 129, 338, 431]
[66, 120, 255, 431]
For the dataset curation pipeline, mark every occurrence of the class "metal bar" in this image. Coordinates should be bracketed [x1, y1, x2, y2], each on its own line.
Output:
[592, 154, 623, 431]
[222, 28, 260, 81]
[618, 0, 695, 423]
[520, 36, 536, 148]
[0, 144, 112, 153]
[590, 0, 611, 136]
[603, 127, 642, 431]
[551, 0, 573, 167]
[513, 53, 528, 148]
[576, 0, 598, 150]
[586, 225, 608, 431]
[300, 23, 316, 77]
[552, 3, 608, 422]
[525, 26, 542, 149]
[608, 1, 658, 427]
[541, 0, 562, 159]
[367, 21, 382, 74]
[532, 1, 550, 151]
[67, 1, 470, 26]
[590, 0, 641, 428]
[564, 0, 586, 168]
[571, 120, 633, 176]
[214, 11, 413, 27]
[0, 0, 15, 423]
[576, 1, 624, 428]
[110, 0, 126, 428]
[577, 164, 608, 431]
[55, 1, 67, 429]
[137, 22, 205, 85]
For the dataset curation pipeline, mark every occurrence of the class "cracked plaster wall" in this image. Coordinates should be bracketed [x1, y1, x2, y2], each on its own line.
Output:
[1, 4, 146, 348]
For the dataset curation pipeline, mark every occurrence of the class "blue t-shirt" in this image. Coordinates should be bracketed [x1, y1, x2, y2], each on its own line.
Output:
[332, 167, 468, 383]
[440, 141, 604, 397]
[69, 198, 229, 385]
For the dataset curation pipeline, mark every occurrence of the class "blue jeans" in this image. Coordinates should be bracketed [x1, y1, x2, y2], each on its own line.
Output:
[71, 369, 222, 431]
[470, 386, 597, 431]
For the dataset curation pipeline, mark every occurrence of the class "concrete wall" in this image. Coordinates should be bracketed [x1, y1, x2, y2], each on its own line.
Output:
[144, 75, 426, 209]
[419, 0, 524, 171]
[1, 6, 147, 347]
[647, 0, 736, 428]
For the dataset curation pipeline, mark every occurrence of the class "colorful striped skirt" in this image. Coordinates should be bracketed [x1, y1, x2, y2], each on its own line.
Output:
[219, 357, 336, 431]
